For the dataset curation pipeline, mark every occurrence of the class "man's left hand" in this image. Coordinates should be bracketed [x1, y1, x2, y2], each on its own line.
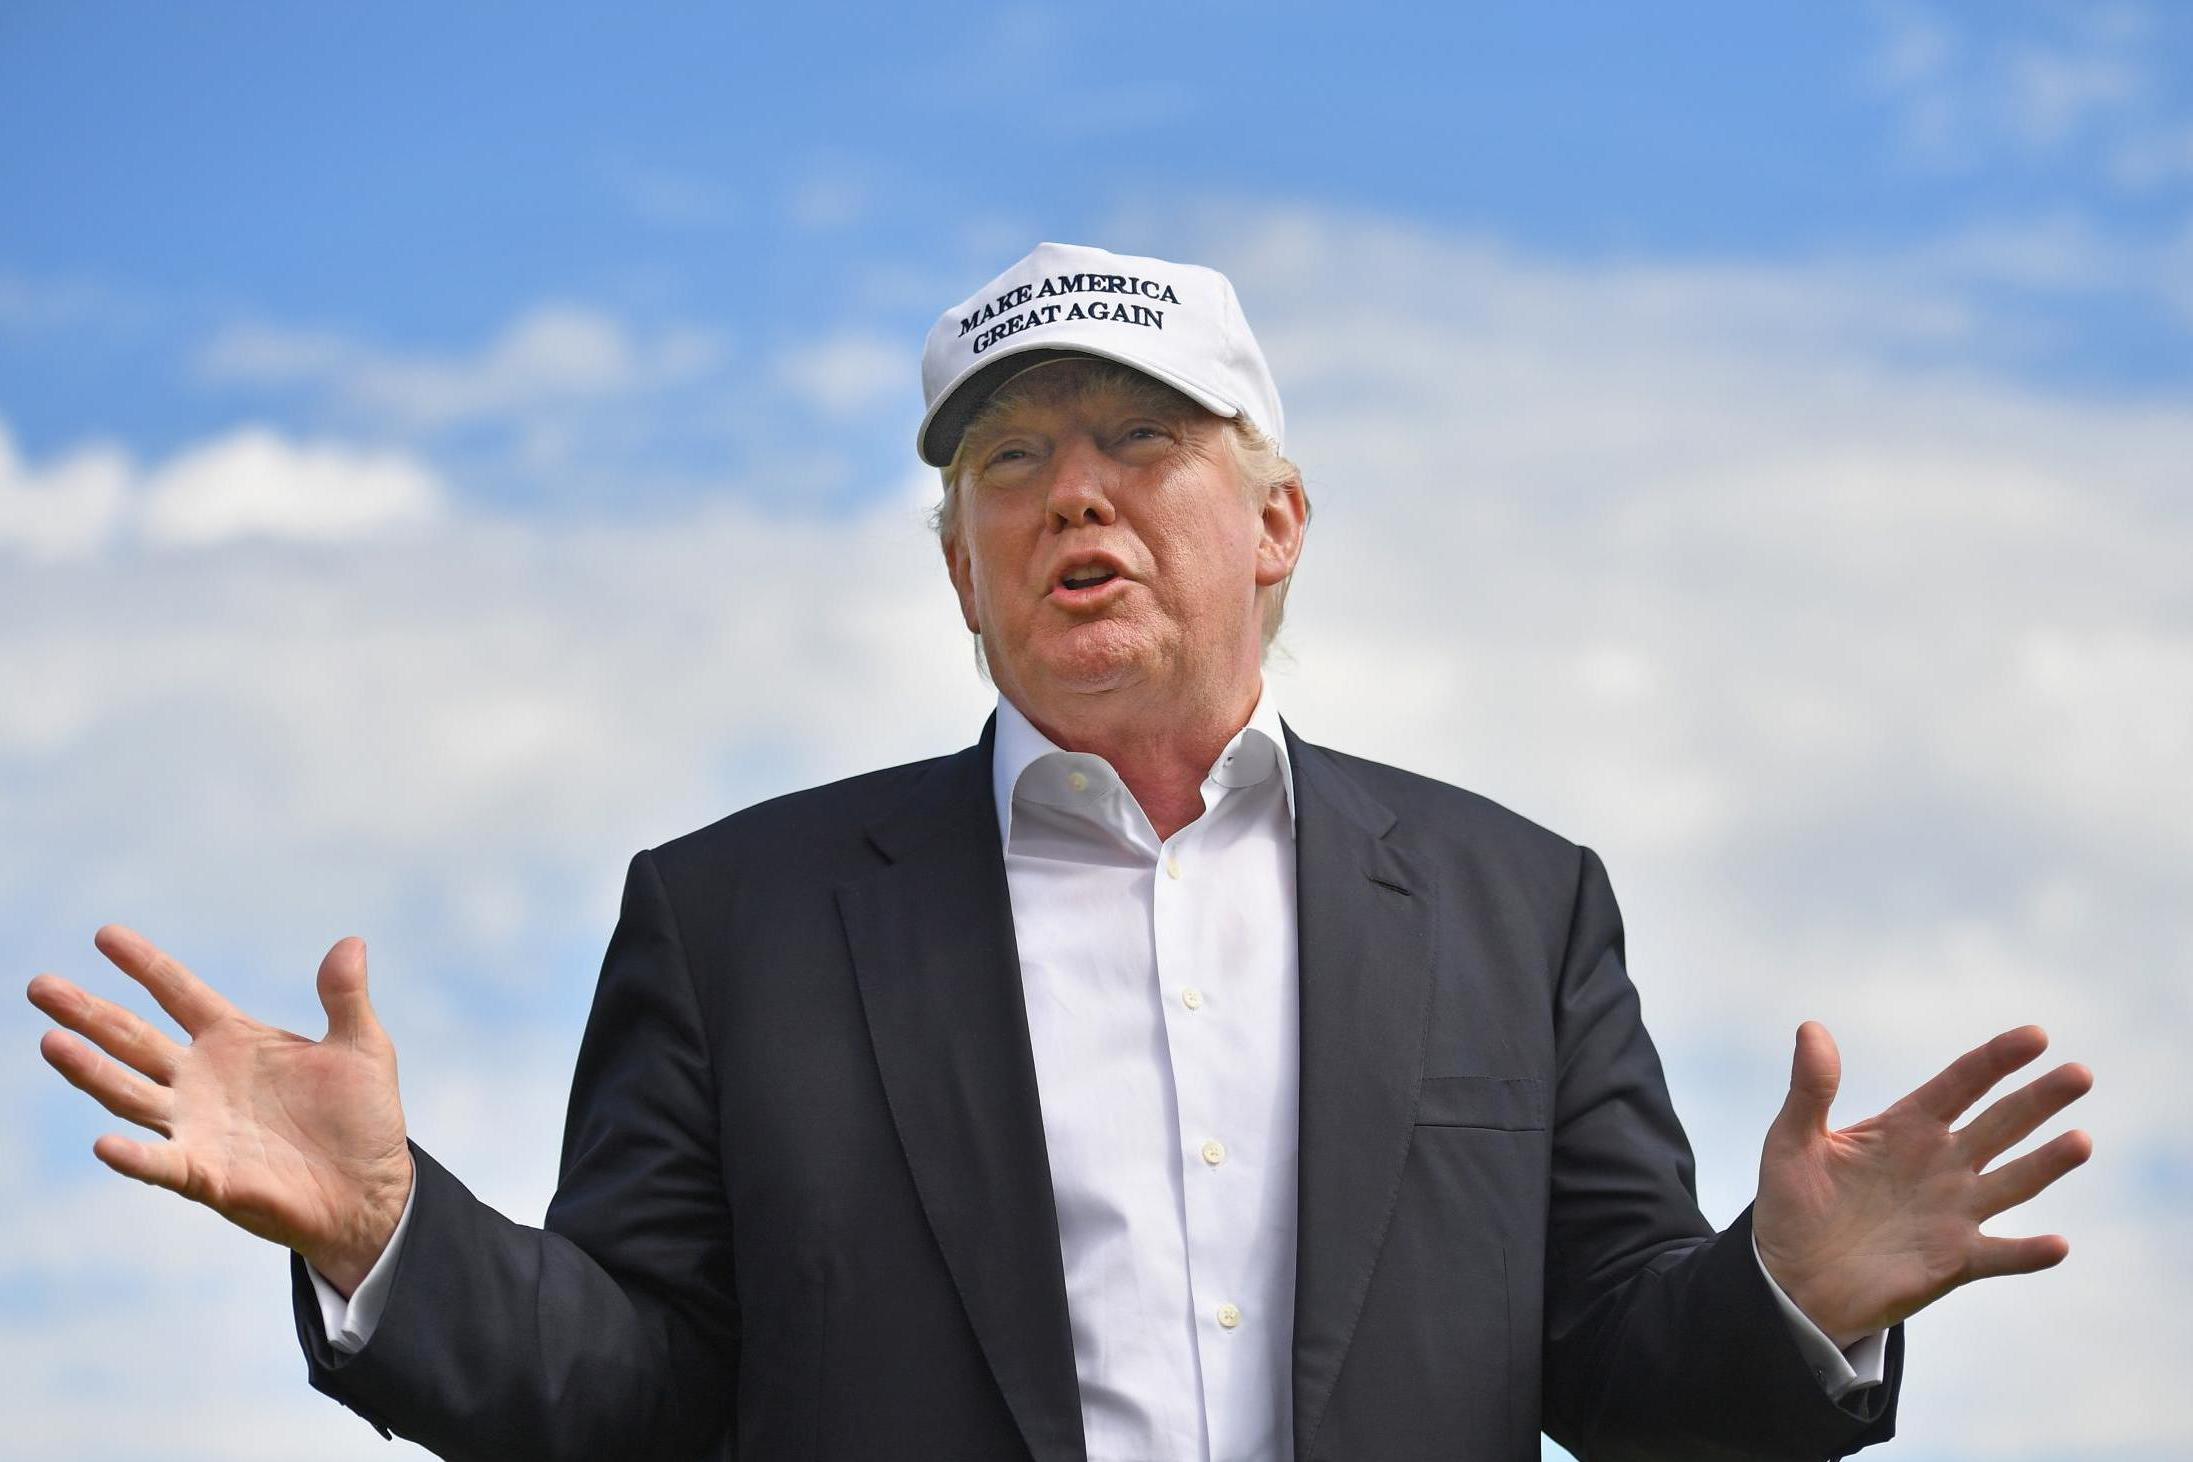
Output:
[1753, 1021, 2093, 1350]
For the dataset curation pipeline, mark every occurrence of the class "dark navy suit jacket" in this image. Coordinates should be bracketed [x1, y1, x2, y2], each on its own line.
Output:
[291, 718, 1903, 1460]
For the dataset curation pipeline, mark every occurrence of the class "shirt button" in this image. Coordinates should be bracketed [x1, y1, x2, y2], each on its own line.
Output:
[1165, 855, 1182, 880]
[1201, 1139, 1226, 1166]
[1067, 771, 1089, 792]
[1216, 1303, 1242, 1330]
[1181, 987, 1204, 1010]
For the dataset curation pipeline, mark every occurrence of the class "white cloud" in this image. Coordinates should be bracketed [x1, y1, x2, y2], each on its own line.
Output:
[198, 321, 358, 379]
[1868, 0, 1955, 91]
[0, 419, 448, 561]
[140, 428, 444, 548]
[0, 465, 982, 973]
[777, 331, 913, 416]
[1907, 212, 2144, 294]
[9, 206, 2190, 1457]
[200, 304, 726, 432]
[0, 270, 136, 333]
[2003, 43, 2144, 146]
[1864, 0, 2193, 189]
[0, 421, 131, 560]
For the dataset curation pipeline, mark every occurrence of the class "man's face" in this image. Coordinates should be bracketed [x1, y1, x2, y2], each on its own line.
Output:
[941, 363, 1304, 715]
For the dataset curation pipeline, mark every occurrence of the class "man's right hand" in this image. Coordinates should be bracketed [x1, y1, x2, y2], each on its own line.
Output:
[26, 925, 413, 1296]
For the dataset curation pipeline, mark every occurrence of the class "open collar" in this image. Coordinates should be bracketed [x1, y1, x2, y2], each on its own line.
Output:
[989, 683, 1298, 850]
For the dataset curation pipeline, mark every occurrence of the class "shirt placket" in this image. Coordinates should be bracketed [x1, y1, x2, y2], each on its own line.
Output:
[1036, 762, 1209, 1461]
[1151, 790, 1251, 1462]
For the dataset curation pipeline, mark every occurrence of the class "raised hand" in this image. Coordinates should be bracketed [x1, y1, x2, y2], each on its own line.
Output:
[25, 925, 414, 1295]
[1753, 1020, 2093, 1349]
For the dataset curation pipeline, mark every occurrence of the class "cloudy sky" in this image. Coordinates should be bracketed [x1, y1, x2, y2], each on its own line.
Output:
[4, 3, 2188, 1457]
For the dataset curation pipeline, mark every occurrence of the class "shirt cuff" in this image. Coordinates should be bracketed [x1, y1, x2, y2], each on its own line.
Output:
[1751, 1231, 1888, 1401]
[305, 1166, 418, 1356]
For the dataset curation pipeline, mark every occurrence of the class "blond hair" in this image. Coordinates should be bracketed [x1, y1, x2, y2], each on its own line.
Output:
[930, 358, 1308, 653]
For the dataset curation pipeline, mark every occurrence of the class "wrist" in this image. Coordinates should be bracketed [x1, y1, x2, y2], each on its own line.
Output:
[301, 1151, 414, 1297]
[1758, 1251, 1870, 1351]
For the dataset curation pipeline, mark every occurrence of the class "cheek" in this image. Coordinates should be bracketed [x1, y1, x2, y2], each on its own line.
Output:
[965, 519, 1032, 610]
[1151, 506, 1257, 600]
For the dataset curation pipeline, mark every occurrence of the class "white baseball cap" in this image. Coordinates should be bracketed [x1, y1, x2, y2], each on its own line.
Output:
[916, 241, 1285, 467]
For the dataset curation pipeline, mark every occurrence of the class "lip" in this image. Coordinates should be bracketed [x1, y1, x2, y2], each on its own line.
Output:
[1048, 574, 1132, 609]
[1045, 549, 1134, 607]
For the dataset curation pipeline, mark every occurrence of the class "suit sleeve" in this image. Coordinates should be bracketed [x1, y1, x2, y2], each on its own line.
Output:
[1539, 845, 1903, 1461]
[289, 848, 740, 1460]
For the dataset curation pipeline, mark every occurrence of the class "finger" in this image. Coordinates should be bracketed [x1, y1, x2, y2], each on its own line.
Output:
[90, 1132, 192, 1194]
[94, 925, 234, 1038]
[25, 973, 183, 1083]
[1772, 1021, 1841, 1138]
[316, 936, 380, 1047]
[39, 1028, 176, 1134]
[1957, 1061, 2094, 1164]
[1964, 1231, 2071, 1283]
[1900, 1025, 2049, 1125]
[1975, 1129, 2094, 1218]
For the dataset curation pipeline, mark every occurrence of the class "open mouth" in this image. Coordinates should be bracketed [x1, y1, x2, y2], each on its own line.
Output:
[1059, 566, 1119, 591]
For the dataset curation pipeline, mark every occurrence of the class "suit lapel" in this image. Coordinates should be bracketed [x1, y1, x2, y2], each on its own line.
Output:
[1285, 728, 1440, 1460]
[838, 718, 1088, 1462]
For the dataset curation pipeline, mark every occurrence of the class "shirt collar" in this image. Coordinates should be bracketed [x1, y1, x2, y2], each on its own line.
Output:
[990, 683, 1297, 849]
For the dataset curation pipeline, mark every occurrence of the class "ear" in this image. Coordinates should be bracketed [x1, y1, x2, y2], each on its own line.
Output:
[941, 525, 981, 634]
[1252, 476, 1309, 589]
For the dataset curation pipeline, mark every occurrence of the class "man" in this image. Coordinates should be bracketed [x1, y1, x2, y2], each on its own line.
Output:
[27, 242, 2094, 1461]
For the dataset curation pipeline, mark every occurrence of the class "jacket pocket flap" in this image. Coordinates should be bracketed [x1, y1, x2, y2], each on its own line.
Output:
[1414, 1074, 1547, 1131]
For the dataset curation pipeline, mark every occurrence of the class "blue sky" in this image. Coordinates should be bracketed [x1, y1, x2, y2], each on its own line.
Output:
[4, 3, 2189, 1458]
[7, 2, 2189, 464]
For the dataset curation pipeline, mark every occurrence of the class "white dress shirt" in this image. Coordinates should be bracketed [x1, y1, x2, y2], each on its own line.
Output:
[994, 686, 1302, 1462]
[312, 685, 1885, 1439]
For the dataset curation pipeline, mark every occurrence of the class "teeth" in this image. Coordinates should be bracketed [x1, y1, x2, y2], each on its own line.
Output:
[1062, 564, 1115, 588]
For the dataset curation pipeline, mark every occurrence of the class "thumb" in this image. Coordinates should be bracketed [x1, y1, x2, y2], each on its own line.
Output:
[1774, 1019, 1841, 1139]
[316, 936, 381, 1046]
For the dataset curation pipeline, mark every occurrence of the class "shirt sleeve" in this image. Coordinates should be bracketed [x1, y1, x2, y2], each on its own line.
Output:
[1751, 1230, 1889, 1400]
[305, 1173, 419, 1356]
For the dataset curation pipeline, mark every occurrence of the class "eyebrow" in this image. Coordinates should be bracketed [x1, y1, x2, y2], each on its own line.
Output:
[965, 392, 1194, 455]
[960, 418, 1031, 464]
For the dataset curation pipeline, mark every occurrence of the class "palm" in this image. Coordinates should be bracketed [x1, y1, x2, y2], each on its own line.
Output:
[27, 925, 413, 1290]
[1753, 1021, 2093, 1348]
[166, 1009, 407, 1252]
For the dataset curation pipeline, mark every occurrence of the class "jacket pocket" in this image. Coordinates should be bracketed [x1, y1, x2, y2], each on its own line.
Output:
[1413, 1074, 1547, 1131]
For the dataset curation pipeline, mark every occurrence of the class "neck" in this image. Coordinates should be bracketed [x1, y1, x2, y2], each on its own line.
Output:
[1010, 672, 1263, 842]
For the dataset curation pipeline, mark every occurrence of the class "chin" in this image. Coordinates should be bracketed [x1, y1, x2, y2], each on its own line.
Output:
[1029, 621, 1154, 694]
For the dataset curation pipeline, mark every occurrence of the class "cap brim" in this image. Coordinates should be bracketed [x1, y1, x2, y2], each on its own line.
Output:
[916, 341, 1243, 467]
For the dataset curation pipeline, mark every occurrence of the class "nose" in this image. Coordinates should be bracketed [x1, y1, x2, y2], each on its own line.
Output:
[1043, 434, 1118, 531]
